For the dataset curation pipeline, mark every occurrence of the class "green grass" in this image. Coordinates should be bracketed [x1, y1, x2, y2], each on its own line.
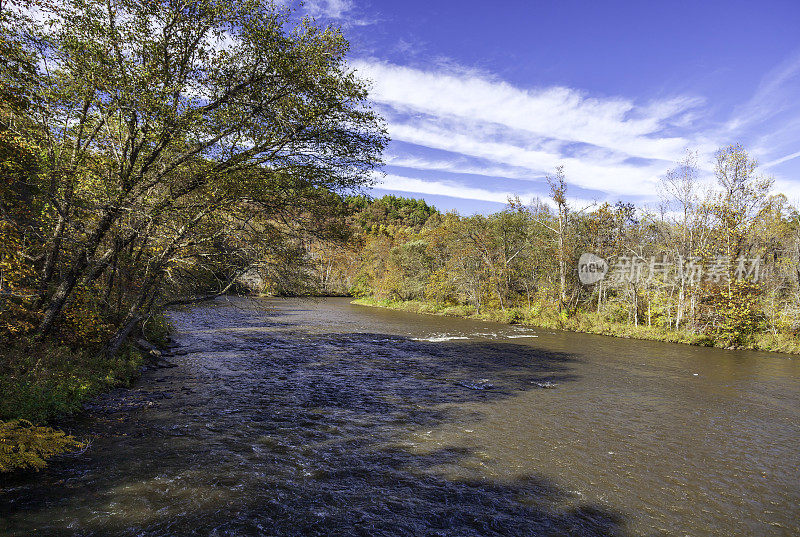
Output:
[0, 340, 143, 424]
[352, 297, 800, 355]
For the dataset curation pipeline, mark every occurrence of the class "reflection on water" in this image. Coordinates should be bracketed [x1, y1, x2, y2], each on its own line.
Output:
[1, 297, 799, 536]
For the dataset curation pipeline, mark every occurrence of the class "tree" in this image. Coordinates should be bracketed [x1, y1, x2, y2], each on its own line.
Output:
[0, 9, 43, 338]
[1, 0, 387, 352]
[698, 144, 772, 344]
[710, 144, 773, 269]
[539, 166, 568, 312]
[657, 151, 706, 328]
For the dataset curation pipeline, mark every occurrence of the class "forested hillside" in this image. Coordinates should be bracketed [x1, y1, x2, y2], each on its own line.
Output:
[298, 195, 439, 295]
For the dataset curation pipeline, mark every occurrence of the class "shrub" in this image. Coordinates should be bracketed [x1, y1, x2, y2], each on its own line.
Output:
[0, 419, 83, 472]
[505, 308, 524, 324]
[142, 312, 172, 348]
[0, 340, 143, 473]
[702, 280, 766, 347]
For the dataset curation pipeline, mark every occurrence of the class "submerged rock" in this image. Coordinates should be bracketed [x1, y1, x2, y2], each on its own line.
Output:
[458, 379, 494, 390]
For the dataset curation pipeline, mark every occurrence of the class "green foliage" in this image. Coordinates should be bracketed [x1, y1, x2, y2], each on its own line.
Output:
[142, 313, 173, 348]
[0, 221, 39, 337]
[0, 341, 142, 424]
[426, 268, 458, 305]
[348, 274, 373, 298]
[505, 308, 524, 324]
[349, 195, 439, 232]
[55, 284, 116, 349]
[702, 280, 766, 347]
[0, 0, 392, 473]
[0, 0, 389, 470]
[0, 419, 83, 473]
[0, 0, 387, 348]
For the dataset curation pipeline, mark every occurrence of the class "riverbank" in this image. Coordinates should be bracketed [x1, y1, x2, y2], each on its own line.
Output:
[0, 341, 144, 473]
[0, 316, 172, 473]
[352, 297, 800, 355]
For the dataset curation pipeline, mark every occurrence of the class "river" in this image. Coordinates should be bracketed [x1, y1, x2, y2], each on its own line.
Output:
[1, 297, 799, 536]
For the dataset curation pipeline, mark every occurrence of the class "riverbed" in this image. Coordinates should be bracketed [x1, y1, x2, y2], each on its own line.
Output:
[1, 297, 798, 535]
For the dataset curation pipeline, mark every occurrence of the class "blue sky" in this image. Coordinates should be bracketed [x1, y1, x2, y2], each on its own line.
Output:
[297, 0, 800, 214]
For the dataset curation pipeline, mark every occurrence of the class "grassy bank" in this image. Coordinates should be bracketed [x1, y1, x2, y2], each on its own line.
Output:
[0, 341, 144, 424]
[0, 313, 172, 474]
[0, 340, 144, 473]
[352, 297, 800, 355]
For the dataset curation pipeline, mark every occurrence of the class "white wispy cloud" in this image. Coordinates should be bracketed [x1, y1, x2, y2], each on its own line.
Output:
[721, 49, 800, 170]
[300, 0, 378, 26]
[386, 154, 544, 183]
[378, 174, 518, 204]
[377, 174, 600, 210]
[765, 150, 800, 168]
[384, 117, 670, 196]
[353, 60, 703, 161]
[304, 0, 354, 19]
[727, 50, 800, 133]
[351, 59, 714, 203]
[355, 54, 800, 209]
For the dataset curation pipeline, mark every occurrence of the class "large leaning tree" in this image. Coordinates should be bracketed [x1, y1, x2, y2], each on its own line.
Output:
[0, 0, 387, 354]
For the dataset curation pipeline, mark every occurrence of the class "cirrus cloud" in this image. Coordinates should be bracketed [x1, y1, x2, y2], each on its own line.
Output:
[352, 59, 713, 206]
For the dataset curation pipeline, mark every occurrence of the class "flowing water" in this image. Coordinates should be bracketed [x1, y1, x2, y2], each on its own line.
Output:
[1, 297, 799, 536]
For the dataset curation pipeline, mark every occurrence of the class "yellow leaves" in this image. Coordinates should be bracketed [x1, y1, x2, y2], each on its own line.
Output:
[702, 279, 765, 346]
[0, 220, 34, 284]
[0, 419, 83, 473]
[0, 128, 39, 177]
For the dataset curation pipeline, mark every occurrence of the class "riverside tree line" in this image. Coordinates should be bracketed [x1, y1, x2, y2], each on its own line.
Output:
[0, 0, 385, 470]
[312, 146, 800, 354]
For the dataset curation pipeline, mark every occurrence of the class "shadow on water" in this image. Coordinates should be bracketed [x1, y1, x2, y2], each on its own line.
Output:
[0, 301, 636, 536]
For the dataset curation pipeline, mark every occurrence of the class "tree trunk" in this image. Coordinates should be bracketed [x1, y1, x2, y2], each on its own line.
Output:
[104, 312, 142, 360]
[37, 214, 66, 304]
[35, 268, 79, 339]
[35, 205, 122, 337]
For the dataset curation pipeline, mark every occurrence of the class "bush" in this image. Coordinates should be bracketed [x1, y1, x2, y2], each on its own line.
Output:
[691, 333, 716, 347]
[505, 308, 524, 324]
[142, 313, 172, 348]
[0, 340, 143, 473]
[702, 280, 766, 347]
[348, 275, 373, 298]
[55, 283, 115, 349]
[0, 419, 83, 472]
